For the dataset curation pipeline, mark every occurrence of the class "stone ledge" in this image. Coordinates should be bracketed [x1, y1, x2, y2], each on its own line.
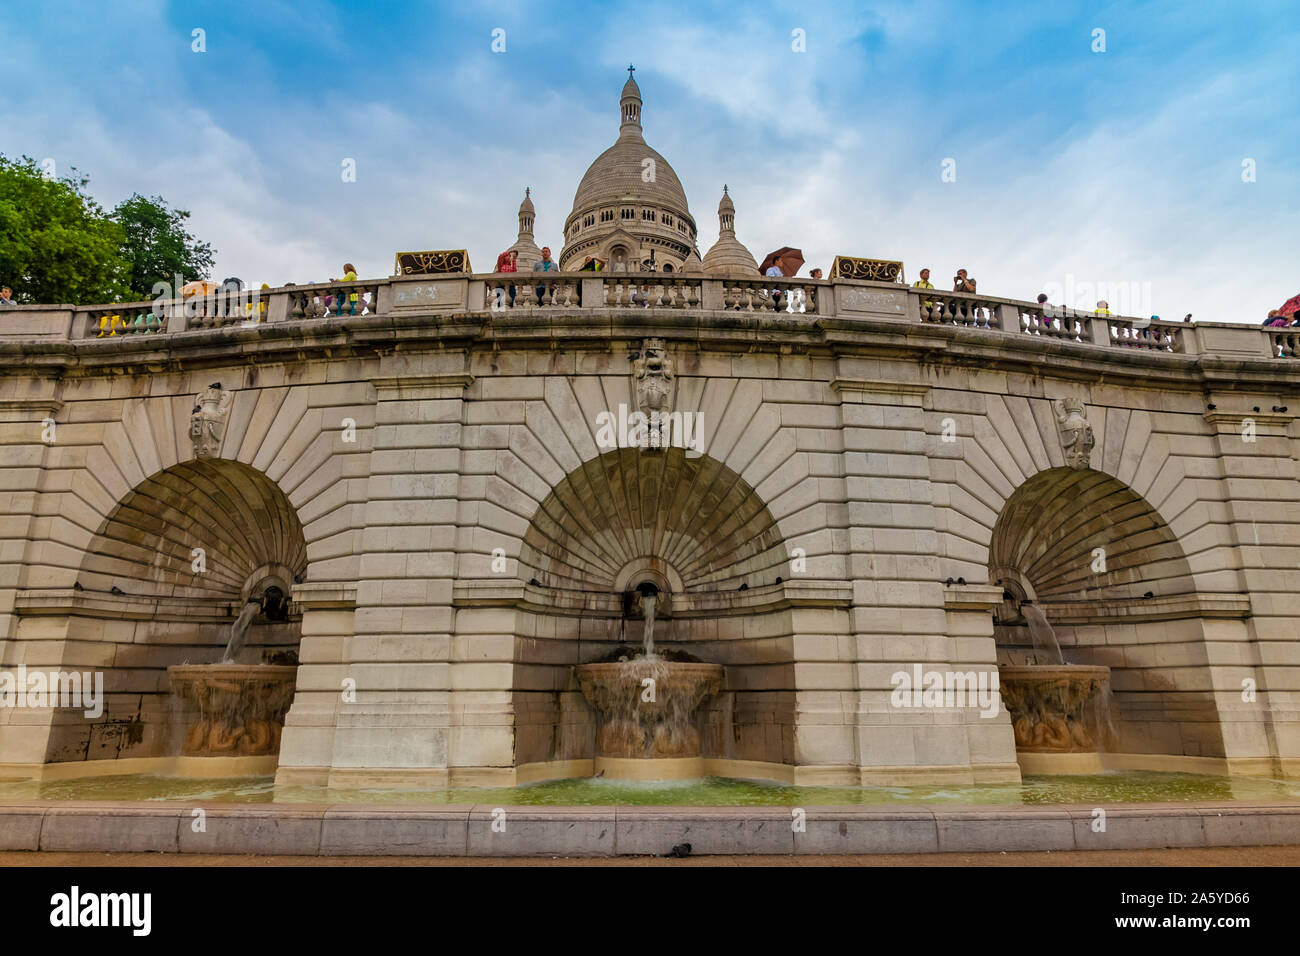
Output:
[292, 582, 358, 610]
[2, 801, 1295, 856]
[1041, 593, 1252, 624]
[13, 589, 233, 621]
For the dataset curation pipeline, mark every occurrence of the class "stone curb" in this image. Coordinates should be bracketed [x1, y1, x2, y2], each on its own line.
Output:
[1, 801, 1297, 856]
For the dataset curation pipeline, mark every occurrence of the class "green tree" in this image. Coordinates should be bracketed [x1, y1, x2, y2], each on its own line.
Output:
[112, 194, 215, 300]
[0, 155, 130, 304]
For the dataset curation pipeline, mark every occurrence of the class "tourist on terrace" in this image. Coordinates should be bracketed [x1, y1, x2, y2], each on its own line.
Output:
[0, 286, 15, 307]
[1096, 300, 1110, 316]
[491, 250, 518, 309]
[1265, 292, 1300, 326]
[533, 246, 559, 305]
[949, 268, 977, 323]
[809, 268, 823, 280]
[327, 263, 360, 315]
[913, 269, 935, 318]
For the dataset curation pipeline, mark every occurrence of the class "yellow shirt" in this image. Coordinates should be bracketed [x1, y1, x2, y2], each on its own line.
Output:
[913, 279, 934, 289]
[343, 270, 358, 302]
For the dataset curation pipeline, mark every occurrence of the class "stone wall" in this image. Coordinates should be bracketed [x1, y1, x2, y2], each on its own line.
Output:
[1, 290, 1297, 783]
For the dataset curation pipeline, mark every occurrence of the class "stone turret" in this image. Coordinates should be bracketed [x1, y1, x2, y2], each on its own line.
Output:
[507, 187, 542, 271]
[701, 186, 759, 276]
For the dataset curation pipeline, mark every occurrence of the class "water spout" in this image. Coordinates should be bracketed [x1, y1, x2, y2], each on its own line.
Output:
[1021, 602, 1065, 666]
[221, 599, 259, 663]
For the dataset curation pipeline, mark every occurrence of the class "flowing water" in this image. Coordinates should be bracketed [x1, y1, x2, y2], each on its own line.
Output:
[1022, 603, 1065, 665]
[221, 601, 259, 663]
[642, 592, 657, 658]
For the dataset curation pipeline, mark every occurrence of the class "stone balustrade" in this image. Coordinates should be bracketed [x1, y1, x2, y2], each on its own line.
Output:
[0, 273, 1289, 362]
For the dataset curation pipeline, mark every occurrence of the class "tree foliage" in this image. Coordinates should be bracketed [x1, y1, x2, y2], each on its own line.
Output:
[0, 155, 130, 304]
[113, 194, 215, 300]
[0, 155, 217, 304]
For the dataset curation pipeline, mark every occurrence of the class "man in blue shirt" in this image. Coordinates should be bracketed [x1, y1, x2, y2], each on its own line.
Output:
[532, 246, 559, 305]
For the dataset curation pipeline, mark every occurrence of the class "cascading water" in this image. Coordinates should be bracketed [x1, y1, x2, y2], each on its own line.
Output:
[220, 599, 260, 663]
[641, 590, 657, 658]
[1021, 602, 1065, 666]
[998, 598, 1115, 764]
[574, 580, 724, 778]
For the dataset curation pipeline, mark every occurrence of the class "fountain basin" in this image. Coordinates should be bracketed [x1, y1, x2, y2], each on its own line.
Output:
[168, 665, 297, 758]
[576, 659, 724, 780]
[999, 664, 1111, 774]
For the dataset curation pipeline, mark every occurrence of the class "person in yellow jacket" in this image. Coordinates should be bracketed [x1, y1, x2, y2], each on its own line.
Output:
[329, 263, 360, 314]
[913, 267, 936, 317]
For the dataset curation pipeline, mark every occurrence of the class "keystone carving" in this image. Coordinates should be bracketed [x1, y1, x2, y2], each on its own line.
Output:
[190, 382, 233, 459]
[1053, 397, 1094, 469]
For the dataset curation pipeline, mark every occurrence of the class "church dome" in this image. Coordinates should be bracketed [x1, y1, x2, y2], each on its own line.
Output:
[560, 70, 699, 272]
[571, 141, 690, 216]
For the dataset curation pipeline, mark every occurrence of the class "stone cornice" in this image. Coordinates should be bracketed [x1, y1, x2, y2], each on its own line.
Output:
[3, 307, 1298, 396]
[291, 582, 357, 610]
[371, 373, 474, 402]
[451, 578, 853, 617]
[13, 589, 237, 622]
[0, 398, 63, 422]
[1041, 593, 1252, 624]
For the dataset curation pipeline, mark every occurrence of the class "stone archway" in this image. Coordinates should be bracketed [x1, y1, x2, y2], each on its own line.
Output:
[43, 460, 308, 765]
[988, 466, 1233, 765]
[990, 466, 1194, 606]
[510, 446, 800, 778]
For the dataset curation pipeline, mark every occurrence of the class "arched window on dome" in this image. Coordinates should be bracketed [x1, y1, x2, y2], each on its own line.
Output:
[663, 263, 673, 272]
[621, 207, 634, 220]
[663, 214, 673, 227]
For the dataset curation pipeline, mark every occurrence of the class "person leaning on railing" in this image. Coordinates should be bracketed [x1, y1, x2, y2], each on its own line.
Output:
[532, 246, 559, 305]
[326, 263, 360, 314]
[0, 286, 16, 308]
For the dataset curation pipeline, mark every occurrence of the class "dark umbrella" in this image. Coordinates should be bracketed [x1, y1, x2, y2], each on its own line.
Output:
[758, 247, 805, 277]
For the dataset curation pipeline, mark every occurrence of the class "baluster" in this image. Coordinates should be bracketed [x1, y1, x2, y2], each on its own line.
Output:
[654, 283, 664, 307]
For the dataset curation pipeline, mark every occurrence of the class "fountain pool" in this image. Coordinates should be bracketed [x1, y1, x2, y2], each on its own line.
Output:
[1, 770, 1297, 807]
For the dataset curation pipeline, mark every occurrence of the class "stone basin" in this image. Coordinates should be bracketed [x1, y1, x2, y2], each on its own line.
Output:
[576, 659, 724, 780]
[998, 664, 1111, 756]
[168, 664, 297, 757]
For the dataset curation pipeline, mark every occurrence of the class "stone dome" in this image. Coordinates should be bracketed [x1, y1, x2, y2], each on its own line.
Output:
[701, 186, 758, 276]
[560, 70, 699, 272]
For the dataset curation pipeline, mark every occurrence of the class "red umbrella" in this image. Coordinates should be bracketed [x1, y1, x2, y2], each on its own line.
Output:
[1274, 292, 1300, 317]
[758, 247, 805, 277]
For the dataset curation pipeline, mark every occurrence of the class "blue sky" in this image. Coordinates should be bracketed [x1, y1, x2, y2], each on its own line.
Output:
[2, 0, 1296, 321]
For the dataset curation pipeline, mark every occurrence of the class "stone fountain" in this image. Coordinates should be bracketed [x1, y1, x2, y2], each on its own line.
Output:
[997, 599, 1113, 773]
[576, 583, 724, 780]
[167, 588, 297, 760]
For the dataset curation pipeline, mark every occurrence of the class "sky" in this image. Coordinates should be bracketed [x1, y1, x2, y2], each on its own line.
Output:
[1, 0, 1296, 322]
